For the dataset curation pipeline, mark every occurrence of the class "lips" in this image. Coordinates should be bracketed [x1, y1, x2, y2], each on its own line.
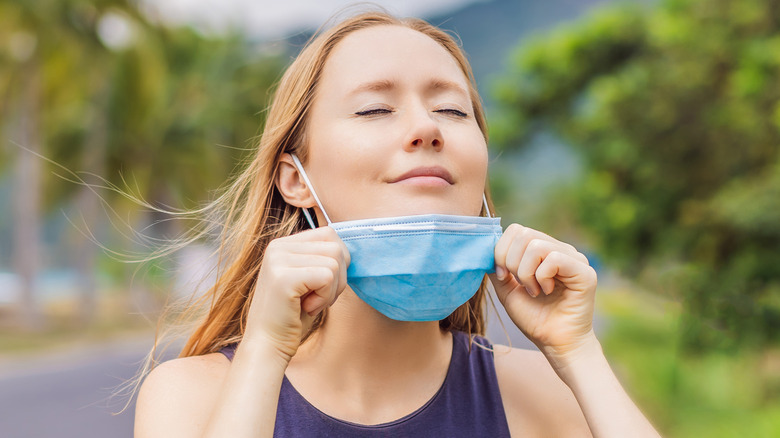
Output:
[389, 166, 454, 184]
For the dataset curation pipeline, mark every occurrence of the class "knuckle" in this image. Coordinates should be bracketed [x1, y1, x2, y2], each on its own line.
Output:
[504, 251, 520, 267]
[325, 242, 342, 258]
[343, 250, 352, 266]
[325, 257, 339, 273]
[519, 228, 539, 243]
[518, 272, 536, 283]
[265, 239, 281, 253]
[264, 266, 280, 282]
[527, 239, 545, 252]
[507, 223, 523, 233]
[548, 250, 565, 262]
[320, 267, 335, 283]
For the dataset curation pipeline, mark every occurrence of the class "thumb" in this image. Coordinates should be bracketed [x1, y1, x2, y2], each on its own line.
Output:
[489, 265, 536, 304]
[489, 265, 517, 304]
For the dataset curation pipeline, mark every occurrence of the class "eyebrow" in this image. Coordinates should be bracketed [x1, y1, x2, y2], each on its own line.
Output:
[348, 78, 470, 98]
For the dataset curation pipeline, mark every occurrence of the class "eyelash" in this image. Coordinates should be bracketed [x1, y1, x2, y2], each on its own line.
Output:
[354, 108, 468, 118]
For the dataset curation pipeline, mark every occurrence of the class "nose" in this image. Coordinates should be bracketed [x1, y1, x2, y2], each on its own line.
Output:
[404, 104, 443, 152]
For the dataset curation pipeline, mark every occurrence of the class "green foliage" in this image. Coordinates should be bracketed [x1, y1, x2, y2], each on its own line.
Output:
[600, 288, 780, 437]
[0, 0, 284, 211]
[495, 0, 780, 350]
[0, 0, 284, 319]
[103, 25, 283, 210]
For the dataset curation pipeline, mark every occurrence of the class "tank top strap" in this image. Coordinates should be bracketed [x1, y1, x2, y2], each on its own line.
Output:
[434, 330, 511, 436]
[218, 343, 238, 362]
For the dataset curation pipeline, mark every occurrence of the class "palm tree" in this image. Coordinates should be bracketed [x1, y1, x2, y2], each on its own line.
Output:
[0, 0, 144, 328]
[0, 0, 53, 331]
[0, 0, 283, 329]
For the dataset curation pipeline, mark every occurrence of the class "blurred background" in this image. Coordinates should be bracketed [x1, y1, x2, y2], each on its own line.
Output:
[1, 0, 779, 436]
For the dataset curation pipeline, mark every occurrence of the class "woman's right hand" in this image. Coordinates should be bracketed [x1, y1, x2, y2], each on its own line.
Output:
[244, 226, 350, 363]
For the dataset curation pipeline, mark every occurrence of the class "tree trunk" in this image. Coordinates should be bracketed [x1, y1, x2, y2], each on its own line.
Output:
[125, 208, 161, 318]
[74, 85, 109, 326]
[12, 57, 44, 331]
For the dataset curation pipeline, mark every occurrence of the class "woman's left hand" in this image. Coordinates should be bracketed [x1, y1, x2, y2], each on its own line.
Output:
[488, 223, 598, 366]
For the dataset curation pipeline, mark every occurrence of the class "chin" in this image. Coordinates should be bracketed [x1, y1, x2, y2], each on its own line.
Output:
[379, 204, 465, 218]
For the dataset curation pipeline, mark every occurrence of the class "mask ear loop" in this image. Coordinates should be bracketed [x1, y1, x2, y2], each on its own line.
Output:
[290, 154, 332, 228]
[293, 153, 491, 223]
[482, 193, 492, 218]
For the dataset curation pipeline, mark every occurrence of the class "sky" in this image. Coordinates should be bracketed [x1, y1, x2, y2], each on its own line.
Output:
[138, 0, 484, 40]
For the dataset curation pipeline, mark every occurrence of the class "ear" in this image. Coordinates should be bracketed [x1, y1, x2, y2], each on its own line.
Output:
[276, 153, 316, 209]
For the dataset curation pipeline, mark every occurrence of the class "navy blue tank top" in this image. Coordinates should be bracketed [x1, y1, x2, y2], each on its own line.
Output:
[219, 330, 511, 437]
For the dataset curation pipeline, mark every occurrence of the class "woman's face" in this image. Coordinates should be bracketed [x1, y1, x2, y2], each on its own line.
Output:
[303, 25, 489, 222]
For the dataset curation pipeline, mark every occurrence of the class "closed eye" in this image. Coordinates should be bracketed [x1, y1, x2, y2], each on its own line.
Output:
[355, 108, 393, 116]
[355, 108, 468, 117]
[435, 109, 468, 117]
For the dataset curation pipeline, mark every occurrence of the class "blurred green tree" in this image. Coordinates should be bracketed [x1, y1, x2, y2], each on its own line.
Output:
[0, 0, 283, 327]
[0, 0, 119, 329]
[494, 0, 780, 351]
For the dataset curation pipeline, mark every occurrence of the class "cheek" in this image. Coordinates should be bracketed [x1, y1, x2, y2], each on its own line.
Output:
[308, 130, 382, 191]
[474, 143, 489, 169]
[459, 135, 489, 179]
[470, 154, 489, 191]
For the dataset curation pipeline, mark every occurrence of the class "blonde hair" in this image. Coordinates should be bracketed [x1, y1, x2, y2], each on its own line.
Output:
[142, 11, 495, 374]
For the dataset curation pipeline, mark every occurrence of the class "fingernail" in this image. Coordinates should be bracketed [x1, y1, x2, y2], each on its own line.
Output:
[524, 286, 534, 297]
[496, 266, 506, 280]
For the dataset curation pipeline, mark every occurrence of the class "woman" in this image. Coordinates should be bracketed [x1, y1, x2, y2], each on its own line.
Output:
[134, 11, 661, 437]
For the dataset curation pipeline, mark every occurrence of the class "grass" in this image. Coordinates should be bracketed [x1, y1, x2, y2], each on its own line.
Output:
[598, 287, 780, 438]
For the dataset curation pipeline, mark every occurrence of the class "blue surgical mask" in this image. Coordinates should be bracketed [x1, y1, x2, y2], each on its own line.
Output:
[290, 154, 502, 321]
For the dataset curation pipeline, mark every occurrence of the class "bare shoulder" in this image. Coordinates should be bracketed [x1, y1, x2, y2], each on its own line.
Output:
[135, 352, 231, 437]
[492, 345, 592, 438]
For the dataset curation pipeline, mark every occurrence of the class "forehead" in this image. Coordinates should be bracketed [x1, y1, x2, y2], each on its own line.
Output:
[320, 25, 469, 92]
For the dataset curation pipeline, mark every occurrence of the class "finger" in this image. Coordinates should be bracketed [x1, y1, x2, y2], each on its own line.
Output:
[339, 237, 351, 269]
[500, 225, 551, 278]
[284, 225, 341, 242]
[295, 266, 336, 315]
[493, 224, 525, 280]
[301, 291, 329, 315]
[276, 228, 351, 267]
[516, 239, 569, 297]
[334, 250, 348, 305]
[276, 241, 345, 260]
[499, 227, 587, 284]
[278, 247, 348, 307]
[504, 234, 547, 297]
[287, 255, 341, 308]
[576, 251, 590, 265]
[488, 272, 532, 307]
[535, 251, 597, 295]
[497, 224, 584, 264]
[278, 253, 340, 270]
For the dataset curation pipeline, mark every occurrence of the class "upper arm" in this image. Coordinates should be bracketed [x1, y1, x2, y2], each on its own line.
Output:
[493, 346, 592, 438]
[134, 353, 230, 438]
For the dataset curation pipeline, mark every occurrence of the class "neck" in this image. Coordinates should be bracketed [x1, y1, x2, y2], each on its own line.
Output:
[287, 288, 452, 404]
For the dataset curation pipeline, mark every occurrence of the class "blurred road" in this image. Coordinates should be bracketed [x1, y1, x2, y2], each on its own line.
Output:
[0, 335, 175, 438]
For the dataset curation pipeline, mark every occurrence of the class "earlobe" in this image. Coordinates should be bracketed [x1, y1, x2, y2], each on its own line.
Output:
[275, 153, 315, 208]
